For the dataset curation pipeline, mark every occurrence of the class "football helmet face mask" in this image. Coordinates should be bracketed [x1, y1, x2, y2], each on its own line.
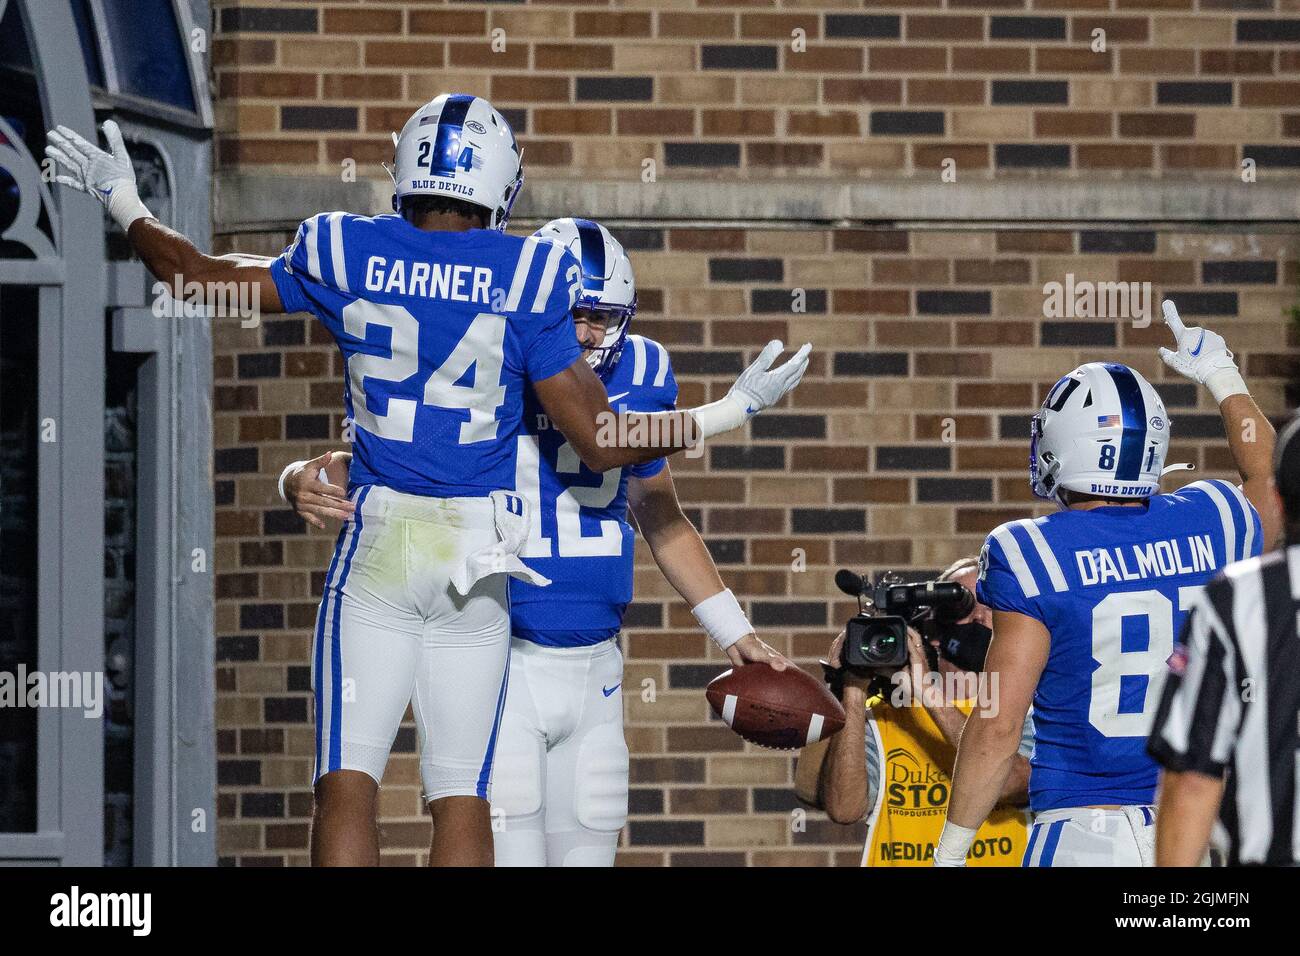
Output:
[387, 93, 524, 231]
[1029, 362, 1170, 504]
[533, 217, 636, 379]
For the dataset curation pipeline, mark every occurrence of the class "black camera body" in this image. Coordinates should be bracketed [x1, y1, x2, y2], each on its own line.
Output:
[843, 611, 910, 672]
[835, 570, 975, 675]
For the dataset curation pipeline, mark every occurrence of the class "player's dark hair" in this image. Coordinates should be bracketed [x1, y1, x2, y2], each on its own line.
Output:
[1060, 489, 1147, 508]
[399, 194, 489, 229]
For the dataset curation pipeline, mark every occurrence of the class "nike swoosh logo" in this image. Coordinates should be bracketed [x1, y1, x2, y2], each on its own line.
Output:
[99, 186, 113, 198]
[607, 392, 629, 403]
[602, 683, 621, 697]
[1189, 331, 1206, 357]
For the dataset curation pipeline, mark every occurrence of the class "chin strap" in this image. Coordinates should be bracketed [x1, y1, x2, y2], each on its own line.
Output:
[1161, 462, 1195, 477]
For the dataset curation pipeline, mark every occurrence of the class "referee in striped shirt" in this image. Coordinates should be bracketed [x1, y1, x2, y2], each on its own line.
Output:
[1148, 411, 1299, 866]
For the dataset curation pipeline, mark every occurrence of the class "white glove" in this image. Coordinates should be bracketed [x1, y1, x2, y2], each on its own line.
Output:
[691, 339, 812, 441]
[45, 120, 154, 232]
[1158, 299, 1247, 404]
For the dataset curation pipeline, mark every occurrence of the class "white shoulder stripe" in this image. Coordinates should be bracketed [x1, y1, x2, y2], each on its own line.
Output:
[530, 240, 565, 313]
[630, 335, 648, 386]
[652, 339, 670, 387]
[1216, 479, 1256, 561]
[327, 212, 349, 293]
[1018, 518, 1068, 592]
[304, 215, 323, 283]
[503, 237, 538, 313]
[1187, 480, 1238, 564]
[991, 524, 1040, 598]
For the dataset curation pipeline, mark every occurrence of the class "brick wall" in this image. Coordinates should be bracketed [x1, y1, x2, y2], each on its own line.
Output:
[211, 222, 1298, 865]
[209, 0, 1300, 866]
[212, 0, 1300, 180]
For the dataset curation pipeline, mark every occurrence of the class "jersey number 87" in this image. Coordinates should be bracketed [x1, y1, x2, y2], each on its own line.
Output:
[1088, 586, 1200, 737]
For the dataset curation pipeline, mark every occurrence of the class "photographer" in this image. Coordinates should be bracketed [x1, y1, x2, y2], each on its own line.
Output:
[795, 557, 1033, 867]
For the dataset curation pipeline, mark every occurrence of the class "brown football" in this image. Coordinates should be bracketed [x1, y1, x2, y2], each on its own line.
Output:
[705, 664, 846, 750]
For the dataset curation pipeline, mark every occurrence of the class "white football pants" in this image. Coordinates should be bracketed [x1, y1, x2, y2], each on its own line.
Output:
[490, 638, 630, 867]
[1022, 805, 1157, 866]
[311, 485, 512, 802]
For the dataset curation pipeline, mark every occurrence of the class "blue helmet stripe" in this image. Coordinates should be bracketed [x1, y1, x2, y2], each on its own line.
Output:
[429, 93, 474, 177]
[1105, 363, 1147, 481]
[574, 218, 606, 293]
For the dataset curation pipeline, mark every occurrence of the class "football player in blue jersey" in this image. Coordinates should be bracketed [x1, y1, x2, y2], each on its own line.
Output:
[936, 300, 1280, 867]
[46, 95, 810, 867]
[285, 217, 791, 866]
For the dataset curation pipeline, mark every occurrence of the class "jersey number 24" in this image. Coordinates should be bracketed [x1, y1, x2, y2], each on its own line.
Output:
[342, 301, 506, 444]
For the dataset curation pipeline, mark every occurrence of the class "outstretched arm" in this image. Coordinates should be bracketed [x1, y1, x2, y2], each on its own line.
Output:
[1159, 299, 1279, 549]
[627, 466, 787, 669]
[129, 220, 284, 312]
[47, 121, 284, 313]
[534, 339, 811, 473]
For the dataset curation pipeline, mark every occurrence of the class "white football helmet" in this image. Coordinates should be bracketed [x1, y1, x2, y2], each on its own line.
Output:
[1030, 362, 1170, 503]
[533, 217, 636, 378]
[387, 93, 523, 230]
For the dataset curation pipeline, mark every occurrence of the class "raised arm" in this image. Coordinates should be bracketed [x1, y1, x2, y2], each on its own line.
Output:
[534, 339, 810, 473]
[1159, 298, 1279, 549]
[47, 121, 284, 312]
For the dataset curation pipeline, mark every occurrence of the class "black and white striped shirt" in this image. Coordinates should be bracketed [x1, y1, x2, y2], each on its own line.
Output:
[1148, 544, 1300, 866]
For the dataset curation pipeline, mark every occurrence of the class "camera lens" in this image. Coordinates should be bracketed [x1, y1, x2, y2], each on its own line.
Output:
[870, 631, 897, 661]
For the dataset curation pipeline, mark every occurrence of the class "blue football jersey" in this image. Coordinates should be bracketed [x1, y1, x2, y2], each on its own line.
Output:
[509, 335, 678, 646]
[976, 479, 1262, 811]
[270, 213, 583, 497]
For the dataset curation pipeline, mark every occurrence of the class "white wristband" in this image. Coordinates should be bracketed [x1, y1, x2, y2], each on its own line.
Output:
[108, 190, 155, 234]
[1205, 367, 1249, 405]
[688, 394, 750, 443]
[690, 588, 752, 652]
[277, 460, 307, 504]
[933, 821, 977, 867]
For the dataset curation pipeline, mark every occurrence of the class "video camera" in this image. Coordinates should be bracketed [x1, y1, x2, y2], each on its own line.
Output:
[833, 569, 976, 675]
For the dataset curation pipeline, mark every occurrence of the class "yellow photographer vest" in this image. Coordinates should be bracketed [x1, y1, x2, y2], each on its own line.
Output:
[861, 699, 1028, 867]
